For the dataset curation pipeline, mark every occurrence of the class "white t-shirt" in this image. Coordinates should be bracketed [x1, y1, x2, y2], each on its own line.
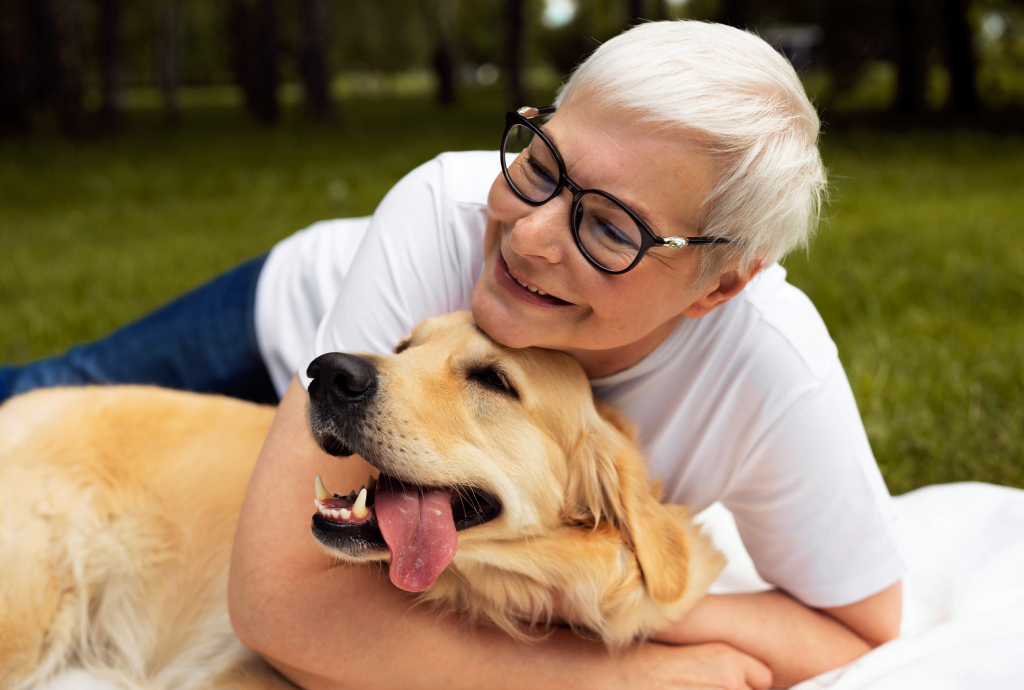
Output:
[255, 151, 905, 608]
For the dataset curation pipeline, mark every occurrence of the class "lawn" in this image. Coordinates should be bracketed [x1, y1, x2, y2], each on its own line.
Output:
[1, 93, 1022, 495]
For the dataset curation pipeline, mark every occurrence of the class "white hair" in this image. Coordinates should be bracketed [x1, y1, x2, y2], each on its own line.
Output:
[555, 20, 827, 279]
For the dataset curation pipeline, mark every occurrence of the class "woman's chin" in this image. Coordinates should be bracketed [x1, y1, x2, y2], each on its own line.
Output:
[471, 290, 547, 350]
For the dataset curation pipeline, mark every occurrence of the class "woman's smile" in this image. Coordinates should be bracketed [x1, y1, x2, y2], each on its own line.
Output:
[495, 249, 572, 307]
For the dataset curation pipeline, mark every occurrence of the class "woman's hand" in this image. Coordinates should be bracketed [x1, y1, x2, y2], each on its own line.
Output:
[619, 642, 773, 690]
[652, 591, 879, 688]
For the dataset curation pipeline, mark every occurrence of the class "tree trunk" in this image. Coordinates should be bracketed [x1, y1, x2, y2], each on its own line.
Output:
[0, 8, 31, 135]
[627, 0, 644, 26]
[96, 0, 123, 134]
[504, 0, 525, 108]
[156, 0, 181, 124]
[432, 43, 456, 106]
[718, 0, 749, 28]
[228, 0, 279, 126]
[893, 0, 928, 116]
[943, 0, 978, 115]
[299, 0, 331, 120]
[40, 0, 87, 137]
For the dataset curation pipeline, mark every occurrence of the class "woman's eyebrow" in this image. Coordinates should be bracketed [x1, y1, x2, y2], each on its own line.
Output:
[543, 127, 666, 237]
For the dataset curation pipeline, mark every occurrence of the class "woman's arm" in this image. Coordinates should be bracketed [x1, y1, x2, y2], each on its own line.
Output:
[228, 377, 773, 690]
[652, 583, 902, 688]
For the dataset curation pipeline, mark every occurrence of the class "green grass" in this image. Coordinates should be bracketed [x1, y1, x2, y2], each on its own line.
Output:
[1, 95, 1022, 494]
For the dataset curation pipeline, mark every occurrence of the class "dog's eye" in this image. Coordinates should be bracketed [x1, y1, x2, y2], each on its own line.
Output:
[468, 367, 519, 401]
[394, 340, 411, 355]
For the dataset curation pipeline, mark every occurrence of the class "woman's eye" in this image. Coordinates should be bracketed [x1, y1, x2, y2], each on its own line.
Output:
[525, 155, 557, 189]
[597, 220, 639, 250]
[394, 340, 410, 354]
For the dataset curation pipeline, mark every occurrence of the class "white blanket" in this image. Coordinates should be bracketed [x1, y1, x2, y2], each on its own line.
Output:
[697, 482, 1024, 689]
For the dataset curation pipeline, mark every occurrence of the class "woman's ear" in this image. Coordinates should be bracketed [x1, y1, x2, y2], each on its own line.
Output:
[565, 401, 692, 605]
[683, 258, 766, 319]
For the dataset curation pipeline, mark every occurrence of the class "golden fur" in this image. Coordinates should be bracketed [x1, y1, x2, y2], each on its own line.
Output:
[0, 312, 722, 689]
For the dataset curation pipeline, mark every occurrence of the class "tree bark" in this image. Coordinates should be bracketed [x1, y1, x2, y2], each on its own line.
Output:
[156, 0, 181, 124]
[894, 0, 929, 116]
[299, 0, 331, 120]
[943, 0, 978, 115]
[504, 0, 525, 109]
[96, 0, 124, 134]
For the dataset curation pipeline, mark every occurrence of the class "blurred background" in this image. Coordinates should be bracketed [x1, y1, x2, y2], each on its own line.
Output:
[1, 0, 1022, 493]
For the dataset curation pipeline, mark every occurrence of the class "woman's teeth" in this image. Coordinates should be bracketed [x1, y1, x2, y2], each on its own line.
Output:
[512, 275, 548, 296]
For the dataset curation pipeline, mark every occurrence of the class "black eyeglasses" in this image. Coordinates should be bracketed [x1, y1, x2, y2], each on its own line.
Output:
[500, 106, 733, 275]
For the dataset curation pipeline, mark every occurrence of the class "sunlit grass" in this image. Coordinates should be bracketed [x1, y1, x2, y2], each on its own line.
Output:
[1, 95, 1021, 493]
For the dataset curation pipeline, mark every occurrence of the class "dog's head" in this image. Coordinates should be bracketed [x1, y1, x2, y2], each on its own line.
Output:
[306, 312, 716, 641]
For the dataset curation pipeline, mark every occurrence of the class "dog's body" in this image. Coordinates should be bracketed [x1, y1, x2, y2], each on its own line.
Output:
[0, 312, 722, 689]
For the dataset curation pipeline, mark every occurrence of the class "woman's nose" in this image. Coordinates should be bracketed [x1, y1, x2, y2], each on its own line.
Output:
[508, 192, 573, 264]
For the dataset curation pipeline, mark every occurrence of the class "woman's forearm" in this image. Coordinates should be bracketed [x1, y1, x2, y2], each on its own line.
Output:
[652, 591, 872, 688]
[228, 377, 772, 690]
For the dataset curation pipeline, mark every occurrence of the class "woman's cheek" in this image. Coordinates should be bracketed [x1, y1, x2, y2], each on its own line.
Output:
[486, 173, 525, 223]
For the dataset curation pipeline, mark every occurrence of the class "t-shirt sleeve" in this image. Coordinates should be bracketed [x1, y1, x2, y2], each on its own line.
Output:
[299, 155, 482, 387]
[721, 361, 906, 608]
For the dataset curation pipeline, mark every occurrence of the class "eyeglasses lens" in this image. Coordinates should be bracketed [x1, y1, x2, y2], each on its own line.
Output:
[503, 124, 560, 202]
[575, 192, 643, 272]
[502, 123, 644, 273]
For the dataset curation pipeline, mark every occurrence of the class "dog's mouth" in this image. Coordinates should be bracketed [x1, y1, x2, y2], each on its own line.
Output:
[312, 473, 501, 592]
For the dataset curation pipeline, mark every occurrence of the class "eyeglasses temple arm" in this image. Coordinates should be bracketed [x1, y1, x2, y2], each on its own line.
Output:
[662, 236, 733, 248]
[517, 106, 558, 119]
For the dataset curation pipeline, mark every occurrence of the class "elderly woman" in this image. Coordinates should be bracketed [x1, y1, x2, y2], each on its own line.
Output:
[2, 21, 902, 689]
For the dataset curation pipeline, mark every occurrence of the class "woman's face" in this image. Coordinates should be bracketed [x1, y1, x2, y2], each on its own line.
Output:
[471, 99, 725, 376]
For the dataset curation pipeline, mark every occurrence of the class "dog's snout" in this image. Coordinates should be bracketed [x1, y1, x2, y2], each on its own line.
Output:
[307, 353, 378, 405]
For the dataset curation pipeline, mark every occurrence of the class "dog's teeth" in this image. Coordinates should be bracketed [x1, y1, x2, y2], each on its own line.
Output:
[353, 487, 368, 518]
[339, 508, 351, 519]
[315, 475, 332, 501]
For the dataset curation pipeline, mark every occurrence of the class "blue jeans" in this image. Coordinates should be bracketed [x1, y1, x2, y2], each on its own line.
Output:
[0, 254, 278, 406]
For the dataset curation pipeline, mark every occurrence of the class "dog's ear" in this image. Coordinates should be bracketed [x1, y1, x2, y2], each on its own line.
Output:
[564, 400, 691, 605]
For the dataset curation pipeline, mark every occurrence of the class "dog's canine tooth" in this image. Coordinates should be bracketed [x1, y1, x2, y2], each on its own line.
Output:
[353, 487, 368, 519]
[315, 475, 332, 501]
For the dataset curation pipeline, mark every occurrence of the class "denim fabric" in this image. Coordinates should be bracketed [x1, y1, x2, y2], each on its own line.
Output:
[0, 253, 278, 406]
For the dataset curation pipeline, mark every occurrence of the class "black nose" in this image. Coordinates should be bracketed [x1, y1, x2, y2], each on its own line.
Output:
[307, 353, 378, 405]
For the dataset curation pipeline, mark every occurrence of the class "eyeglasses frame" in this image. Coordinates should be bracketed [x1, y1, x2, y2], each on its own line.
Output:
[501, 106, 733, 275]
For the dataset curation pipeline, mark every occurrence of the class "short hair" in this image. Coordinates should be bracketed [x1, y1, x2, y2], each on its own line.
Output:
[555, 20, 827, 281]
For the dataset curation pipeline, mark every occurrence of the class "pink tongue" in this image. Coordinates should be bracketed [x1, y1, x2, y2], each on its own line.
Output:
[374, 476, 458, 592]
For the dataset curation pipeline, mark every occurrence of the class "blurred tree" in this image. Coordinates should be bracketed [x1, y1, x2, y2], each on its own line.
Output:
[505, 0, 526, 107]
[894, 0, 932, 115]
[943, 0, 978, 114]
[96, 0, 124, 133]
[627, 0, 645, 25]
[0, 6, 30, 134]
[228, 0, 279, 125]
[422, 0, 458, 106]
[34, 0, 88, 137]
[299, 0, 332, 119]
[718, 0, 751, 28]
[156, 0, 181, 124]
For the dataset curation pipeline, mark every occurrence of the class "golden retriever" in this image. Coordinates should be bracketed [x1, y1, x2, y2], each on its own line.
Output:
[0, 311, 722, 689]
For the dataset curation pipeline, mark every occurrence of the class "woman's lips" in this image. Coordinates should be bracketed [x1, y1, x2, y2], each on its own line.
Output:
[495, 252, 571, 308]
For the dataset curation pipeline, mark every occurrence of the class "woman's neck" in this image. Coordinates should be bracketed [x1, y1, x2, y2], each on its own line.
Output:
[562, 313, 685, 379]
